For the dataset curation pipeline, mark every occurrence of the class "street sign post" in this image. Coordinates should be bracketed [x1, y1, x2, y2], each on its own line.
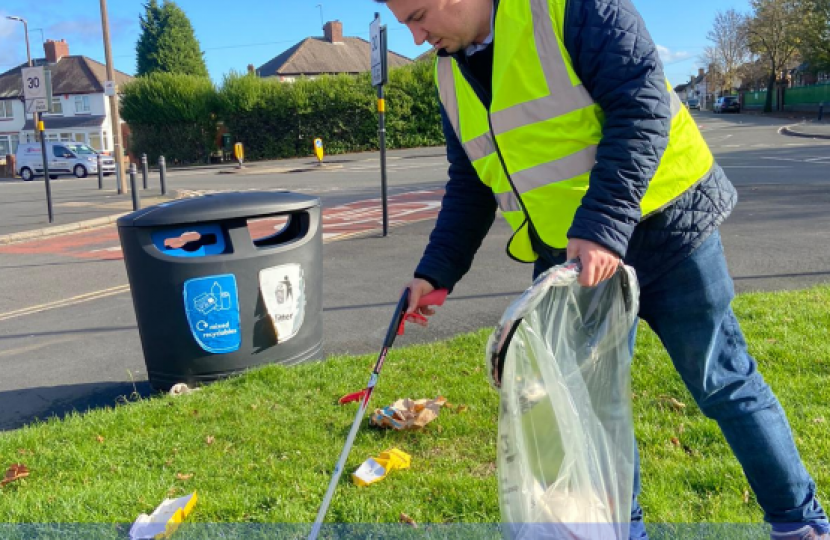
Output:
[22, 66, 49, 113]
[371, 13, 390, 237]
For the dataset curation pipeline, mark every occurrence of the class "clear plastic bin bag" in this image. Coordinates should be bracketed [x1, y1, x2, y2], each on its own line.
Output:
[486, 261, 640, 540]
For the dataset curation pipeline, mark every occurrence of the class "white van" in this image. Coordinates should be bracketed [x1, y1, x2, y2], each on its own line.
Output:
[15, 142, 116, 181]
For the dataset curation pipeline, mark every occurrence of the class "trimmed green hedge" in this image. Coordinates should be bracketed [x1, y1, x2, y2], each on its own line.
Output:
[121, 61, 444, 165]
[120, 72, 218, 164]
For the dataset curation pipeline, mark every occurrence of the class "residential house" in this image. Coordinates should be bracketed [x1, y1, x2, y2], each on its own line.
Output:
[674, 82, 690, 102]
[683, 67, 713, 110]
[257, 21, 411, 81]
[0, 39, 133, 158]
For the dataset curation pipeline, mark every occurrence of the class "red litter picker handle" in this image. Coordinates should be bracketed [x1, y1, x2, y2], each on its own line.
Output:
[397, 288, 448, 335]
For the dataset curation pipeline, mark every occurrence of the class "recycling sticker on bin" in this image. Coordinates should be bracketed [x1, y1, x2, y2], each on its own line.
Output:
[183, 274, 241, 354]
[259, 264, 305, 343]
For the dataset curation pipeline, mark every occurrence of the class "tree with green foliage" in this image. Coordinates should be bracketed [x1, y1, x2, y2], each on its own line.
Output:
[135, 0, 208, 78]
[743, 0, 802, 112]
[799, 0, 830, 73]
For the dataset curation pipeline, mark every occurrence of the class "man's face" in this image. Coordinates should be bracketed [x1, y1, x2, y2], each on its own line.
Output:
[385, 0, 489, 54]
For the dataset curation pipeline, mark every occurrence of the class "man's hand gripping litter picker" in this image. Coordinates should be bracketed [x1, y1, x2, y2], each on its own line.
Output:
[308, 287, 448, 540]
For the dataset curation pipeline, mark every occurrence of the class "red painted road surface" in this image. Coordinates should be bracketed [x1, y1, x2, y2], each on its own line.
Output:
[0, 189, 444, 261]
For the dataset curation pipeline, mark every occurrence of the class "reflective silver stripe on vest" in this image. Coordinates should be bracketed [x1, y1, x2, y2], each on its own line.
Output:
[489, 0, 595, 135]
[495, 191, 523, 213]
[511, 145, 597, 193]
[437, 57, 497, 162]
[670, 89, 683, 118]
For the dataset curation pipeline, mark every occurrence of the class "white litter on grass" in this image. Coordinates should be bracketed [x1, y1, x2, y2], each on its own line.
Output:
[129, 492, 197, 540]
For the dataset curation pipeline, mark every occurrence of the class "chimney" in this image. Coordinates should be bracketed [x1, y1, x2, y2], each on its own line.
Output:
[323, 21, 343, 43]
[44, 39, 69, 63]
[698, 67, 705, 78]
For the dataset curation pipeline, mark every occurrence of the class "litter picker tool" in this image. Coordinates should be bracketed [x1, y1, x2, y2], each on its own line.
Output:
[308, 287, 448, 540]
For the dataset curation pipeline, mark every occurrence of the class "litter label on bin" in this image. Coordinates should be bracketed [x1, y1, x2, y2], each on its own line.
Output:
[259, 264, 305, 343]
[183, 274, 241, 354]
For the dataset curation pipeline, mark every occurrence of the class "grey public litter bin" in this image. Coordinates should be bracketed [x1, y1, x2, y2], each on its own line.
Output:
[117, 191, 323, 391]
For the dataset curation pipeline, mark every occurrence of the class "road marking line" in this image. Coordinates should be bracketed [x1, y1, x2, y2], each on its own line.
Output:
[0, 285, 131, 323]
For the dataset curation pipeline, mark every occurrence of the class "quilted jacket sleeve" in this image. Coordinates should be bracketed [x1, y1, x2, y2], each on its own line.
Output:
[414, 103, 498, 291]
[564, 0, 672, 257]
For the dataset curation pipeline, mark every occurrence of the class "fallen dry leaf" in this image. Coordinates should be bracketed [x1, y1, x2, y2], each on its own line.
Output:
[400, 513, 418, 528]
[176, 473, 193, 481]
[96, 435, 105, 443]
[670, 437, 680, 447]
[455, 405, 469, 413]
[813, 418, 825, 424]
[206, 436, 215, 445]
[1, 464, 29, 487]
[659, 396, 686, 410]
[743, 489, 750, 504]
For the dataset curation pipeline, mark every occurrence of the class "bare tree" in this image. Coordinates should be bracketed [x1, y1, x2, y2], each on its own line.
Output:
[704, 9, 751, 95]
[744, 0, 802, 112]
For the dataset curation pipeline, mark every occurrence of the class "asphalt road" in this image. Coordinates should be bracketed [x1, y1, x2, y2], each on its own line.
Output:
[0, 112, 828, 431]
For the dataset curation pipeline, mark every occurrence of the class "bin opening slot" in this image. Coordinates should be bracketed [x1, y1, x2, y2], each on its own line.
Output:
[164, 231, 218, 252]
[151, 224, 228, 258]
[248, 213, 310, 249]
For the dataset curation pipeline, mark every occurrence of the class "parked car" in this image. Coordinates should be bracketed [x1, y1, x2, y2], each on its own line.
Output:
[686, 98, 700, 110]
[15, 142, 116, 181]
[714, 96, 741, 114]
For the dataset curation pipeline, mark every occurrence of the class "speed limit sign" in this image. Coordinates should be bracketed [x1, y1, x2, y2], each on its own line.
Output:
[22, 67, 48, 113]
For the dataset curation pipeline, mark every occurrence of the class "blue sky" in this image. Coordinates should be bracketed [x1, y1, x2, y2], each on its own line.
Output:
[1, 0, 749, 87]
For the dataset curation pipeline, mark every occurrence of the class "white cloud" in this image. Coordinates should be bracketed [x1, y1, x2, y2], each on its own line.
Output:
[657, 45, 692, 65]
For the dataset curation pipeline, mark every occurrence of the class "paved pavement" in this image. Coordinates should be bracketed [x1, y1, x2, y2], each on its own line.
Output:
[780, 121, 830, 139]
[0, 112, 828, 431]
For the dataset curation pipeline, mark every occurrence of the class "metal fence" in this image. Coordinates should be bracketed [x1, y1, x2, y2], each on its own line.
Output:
[742, 82, 829, 112]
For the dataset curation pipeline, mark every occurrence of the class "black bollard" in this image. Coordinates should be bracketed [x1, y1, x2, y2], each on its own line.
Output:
[141, 153, 149, 190]
[97, 154, 104, 190]
[159, 155, 167, 196]
[819, 102, 824, 122]
[129, 163, 141, 211]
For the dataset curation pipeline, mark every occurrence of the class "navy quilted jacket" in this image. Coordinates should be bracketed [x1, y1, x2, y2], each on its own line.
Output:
[414, 0, 737, 290]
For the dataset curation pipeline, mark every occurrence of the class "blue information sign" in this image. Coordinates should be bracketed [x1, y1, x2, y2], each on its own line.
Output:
[183, 274, 241, 354]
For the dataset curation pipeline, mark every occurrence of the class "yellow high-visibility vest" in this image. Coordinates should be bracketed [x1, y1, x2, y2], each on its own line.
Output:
[435, 0, 714, 262]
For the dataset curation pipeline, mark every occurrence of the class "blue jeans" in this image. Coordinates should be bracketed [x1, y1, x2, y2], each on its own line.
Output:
[627, 230, 827, 539]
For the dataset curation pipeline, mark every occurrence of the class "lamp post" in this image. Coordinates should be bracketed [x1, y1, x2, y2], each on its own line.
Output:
[6, 15, 40, 143]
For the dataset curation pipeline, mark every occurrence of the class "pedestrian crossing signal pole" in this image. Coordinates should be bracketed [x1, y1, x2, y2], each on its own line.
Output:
[371, 13, 389, 237]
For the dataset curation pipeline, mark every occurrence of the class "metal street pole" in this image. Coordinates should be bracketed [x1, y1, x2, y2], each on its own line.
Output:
[98, 0, 126, 194]
[6, 16, 39, 144]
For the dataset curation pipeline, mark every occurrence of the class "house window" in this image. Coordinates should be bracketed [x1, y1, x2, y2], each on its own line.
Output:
[0, 135, 18, 156]
[89, 132, 103, 151]
[74, 95, 91, 114]
[0, 100, 13, 119]
[74, 133, 86, 143]
[59, 132, 73, 142]
[49, 97, 63, 115]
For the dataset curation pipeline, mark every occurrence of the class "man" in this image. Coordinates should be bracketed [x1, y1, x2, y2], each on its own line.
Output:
[377, 0, 829, 538]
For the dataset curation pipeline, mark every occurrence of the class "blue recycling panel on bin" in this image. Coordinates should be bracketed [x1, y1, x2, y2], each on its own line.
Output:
[183, 274, 241, 353]
[152, 224, 227, 258]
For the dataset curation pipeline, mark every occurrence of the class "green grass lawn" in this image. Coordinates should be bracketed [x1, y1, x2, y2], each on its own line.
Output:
[0, 286, 827, 535]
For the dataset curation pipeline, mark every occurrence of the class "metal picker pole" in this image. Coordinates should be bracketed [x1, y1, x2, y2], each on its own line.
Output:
[308, 288, 448, 540]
